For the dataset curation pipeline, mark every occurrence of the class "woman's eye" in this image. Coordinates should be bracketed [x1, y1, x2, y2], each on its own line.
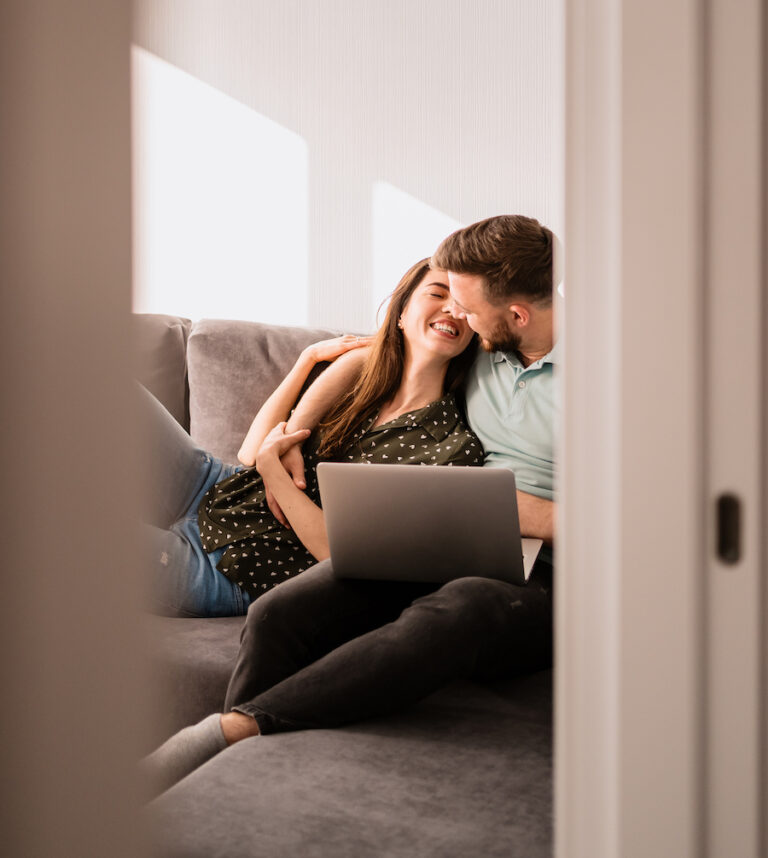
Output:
[430, 292, 446, 298]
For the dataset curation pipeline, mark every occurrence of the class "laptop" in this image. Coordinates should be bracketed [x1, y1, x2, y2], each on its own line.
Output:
[316, 462, 543, 585]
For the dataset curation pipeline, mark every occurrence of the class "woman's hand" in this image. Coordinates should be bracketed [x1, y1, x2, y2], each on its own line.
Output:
[255, 422, 311, 479]
[263, 444, 306, 529]
[254, 423, 329, 557]
[302, 334, 374, 365]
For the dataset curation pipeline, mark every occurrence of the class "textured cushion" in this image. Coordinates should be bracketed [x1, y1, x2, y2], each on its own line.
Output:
[187, 319, 340, 464]
[146, 671, 553, 858]
[133, 314, 192, 429]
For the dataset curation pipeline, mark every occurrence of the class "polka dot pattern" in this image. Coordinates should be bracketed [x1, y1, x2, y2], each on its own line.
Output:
[198, 393, 483, 599]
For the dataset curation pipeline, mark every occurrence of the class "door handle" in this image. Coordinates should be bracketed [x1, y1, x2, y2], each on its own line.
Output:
[716, 493, 741, 565]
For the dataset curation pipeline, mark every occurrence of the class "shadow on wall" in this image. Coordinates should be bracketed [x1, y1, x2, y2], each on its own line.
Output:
[132, 49, 464, 330]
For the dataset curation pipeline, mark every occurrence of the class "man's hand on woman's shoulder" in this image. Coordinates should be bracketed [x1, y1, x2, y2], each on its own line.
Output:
[302, 334, 374, 366]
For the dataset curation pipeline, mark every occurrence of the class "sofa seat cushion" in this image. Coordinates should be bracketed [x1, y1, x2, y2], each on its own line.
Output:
[146, 670, 552, 858]
[145, 615, 245, 745]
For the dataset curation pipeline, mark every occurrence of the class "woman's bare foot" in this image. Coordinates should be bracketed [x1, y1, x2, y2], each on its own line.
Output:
[220, 711, 260, 745]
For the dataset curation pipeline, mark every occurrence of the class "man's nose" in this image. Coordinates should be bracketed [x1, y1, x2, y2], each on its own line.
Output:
[446, 299, 465, 320]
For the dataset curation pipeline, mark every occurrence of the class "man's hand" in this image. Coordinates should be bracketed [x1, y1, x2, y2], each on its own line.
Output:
[263, 443, 307, 528]
[301, 334, 374, 365]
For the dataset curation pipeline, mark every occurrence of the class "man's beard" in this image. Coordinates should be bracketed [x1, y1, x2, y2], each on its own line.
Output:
[479, 320, 522, 354]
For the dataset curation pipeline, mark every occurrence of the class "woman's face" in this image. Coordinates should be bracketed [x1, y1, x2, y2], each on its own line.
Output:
[398, 270, 475, 360]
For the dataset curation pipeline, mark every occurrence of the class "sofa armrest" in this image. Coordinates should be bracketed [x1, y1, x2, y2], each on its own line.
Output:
[132, 313, 192, 430]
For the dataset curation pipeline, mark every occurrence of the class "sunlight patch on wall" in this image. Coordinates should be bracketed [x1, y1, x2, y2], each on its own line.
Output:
[132, 46, 308, 324]
[371, 182, 463, 322]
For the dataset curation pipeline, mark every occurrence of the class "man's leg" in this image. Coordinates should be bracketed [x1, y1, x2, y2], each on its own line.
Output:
[142, 555, 406, 797]
[142, 564, 551, 795]
[228, 569, 553, 734]
[223, 560, 434, 710]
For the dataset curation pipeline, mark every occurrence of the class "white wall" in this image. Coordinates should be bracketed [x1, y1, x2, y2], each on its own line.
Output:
[132, 0, 564, 332]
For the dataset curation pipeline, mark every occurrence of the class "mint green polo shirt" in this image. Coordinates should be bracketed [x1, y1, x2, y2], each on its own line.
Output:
[464, 342, 559, 501]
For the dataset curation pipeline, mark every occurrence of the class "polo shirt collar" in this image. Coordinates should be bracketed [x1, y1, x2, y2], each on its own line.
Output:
[492, 339, 560, 369]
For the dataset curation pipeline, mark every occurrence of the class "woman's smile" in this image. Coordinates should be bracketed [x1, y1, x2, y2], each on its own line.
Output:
[398, 271, 474, 358]
[429, 319, 461, 338]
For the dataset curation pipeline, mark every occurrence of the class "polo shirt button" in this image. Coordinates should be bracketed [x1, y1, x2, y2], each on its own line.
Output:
[518, 380, 526, 389]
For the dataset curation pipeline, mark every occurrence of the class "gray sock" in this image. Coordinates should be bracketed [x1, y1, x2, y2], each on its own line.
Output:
[140, 713, 228, 798]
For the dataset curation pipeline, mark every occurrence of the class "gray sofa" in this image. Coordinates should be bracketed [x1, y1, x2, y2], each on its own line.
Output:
[136, 314, 553, 858]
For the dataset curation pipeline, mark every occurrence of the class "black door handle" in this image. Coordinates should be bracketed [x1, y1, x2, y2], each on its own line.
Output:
[716, 493, 741, 565]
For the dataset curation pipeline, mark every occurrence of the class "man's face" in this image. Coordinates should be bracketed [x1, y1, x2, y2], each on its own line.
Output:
[447, 272, 521, 353]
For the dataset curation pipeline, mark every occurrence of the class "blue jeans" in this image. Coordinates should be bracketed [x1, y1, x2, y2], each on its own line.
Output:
[138, 384, 251, 617]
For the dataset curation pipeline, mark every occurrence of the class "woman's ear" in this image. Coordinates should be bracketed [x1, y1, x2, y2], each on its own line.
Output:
[397, 318, 404, 330]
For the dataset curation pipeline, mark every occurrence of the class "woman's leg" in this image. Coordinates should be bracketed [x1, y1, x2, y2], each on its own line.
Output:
[142, 520, 250, 617]
[227, 569, 553, 733]
[136, 382, 216, 528]
[136, 384, 250, 617]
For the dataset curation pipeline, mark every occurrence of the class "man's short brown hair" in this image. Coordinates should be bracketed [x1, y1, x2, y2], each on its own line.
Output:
[432, 215, 554, 305]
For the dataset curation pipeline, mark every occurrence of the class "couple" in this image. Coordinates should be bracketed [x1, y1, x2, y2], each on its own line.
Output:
[142, 214, 558, 795]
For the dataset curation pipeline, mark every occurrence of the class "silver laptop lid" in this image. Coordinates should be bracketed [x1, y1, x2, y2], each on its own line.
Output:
[317, 462, 542, 585]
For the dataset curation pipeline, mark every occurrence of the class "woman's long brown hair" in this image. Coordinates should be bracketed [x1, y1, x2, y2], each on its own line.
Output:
[315, 258, 478, 459]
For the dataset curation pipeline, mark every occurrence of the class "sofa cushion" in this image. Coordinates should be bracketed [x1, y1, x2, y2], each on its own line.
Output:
[133, 314, 192, 430]
[187, 319, 341, 464]
[146, 671, 553, 858]
[144, 615, 245, 747]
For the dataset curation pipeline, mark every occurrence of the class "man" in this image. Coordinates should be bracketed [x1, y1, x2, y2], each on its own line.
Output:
[271, 215, 557, 550]
[143, 215, 559, 792]
[433, 215, 557, 549]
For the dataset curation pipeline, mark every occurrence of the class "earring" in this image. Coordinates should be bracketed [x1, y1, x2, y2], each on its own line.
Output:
[397, 319, 404, 330]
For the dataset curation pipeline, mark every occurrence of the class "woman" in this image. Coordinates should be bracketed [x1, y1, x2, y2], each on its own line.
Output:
[142, 258, 483, 618]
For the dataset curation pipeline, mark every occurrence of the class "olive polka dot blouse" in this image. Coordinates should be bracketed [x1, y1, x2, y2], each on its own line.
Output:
[197, 393, 484, 599]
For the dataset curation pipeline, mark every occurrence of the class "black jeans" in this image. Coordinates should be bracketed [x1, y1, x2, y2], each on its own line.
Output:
[223, 559, 553, 734]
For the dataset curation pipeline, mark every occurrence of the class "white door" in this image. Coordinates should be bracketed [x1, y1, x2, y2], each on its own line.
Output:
[558, 0, 766, 855]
